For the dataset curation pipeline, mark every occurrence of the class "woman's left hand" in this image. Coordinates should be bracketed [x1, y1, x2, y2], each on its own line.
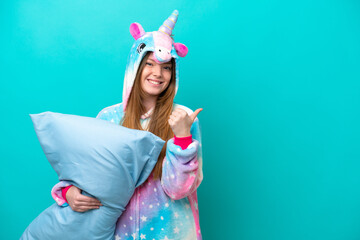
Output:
[168, 108, 203, 137]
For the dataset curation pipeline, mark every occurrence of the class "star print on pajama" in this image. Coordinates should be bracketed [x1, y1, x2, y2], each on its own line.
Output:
[51, 103, 204, 240]
[50, 9, 203, 239]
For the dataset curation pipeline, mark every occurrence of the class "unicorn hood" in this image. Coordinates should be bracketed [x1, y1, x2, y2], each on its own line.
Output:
[122, 10, 188, 111]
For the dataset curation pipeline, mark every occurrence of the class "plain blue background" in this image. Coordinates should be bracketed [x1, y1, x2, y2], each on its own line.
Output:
[1, 0, 360, 239]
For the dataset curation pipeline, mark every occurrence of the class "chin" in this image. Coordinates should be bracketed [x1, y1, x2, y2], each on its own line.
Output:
[144, 90, 162, 97]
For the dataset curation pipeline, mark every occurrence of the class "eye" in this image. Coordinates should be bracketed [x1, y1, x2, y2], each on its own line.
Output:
[146, 62, 153, 66]
[163, 66, 172, 70]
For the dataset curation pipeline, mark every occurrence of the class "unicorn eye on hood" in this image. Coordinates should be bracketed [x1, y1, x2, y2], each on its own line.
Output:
[136, 43, 146, 54]
[122, 10, 188, 111]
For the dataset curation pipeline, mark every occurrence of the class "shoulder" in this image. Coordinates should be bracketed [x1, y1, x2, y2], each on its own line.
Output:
[96, 103, 124, 121]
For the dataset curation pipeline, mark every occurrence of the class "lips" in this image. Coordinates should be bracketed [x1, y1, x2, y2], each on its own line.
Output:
[147, 79, 163, 86]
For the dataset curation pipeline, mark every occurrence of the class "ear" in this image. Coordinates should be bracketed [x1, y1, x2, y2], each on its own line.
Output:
[130, 23, 145, 40]
[174, 43, 188, 57]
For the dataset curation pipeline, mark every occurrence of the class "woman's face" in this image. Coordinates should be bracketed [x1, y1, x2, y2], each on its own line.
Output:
[140, 52, 173, 98]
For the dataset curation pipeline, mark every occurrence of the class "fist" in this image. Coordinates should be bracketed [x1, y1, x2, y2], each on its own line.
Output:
[66, 186, 102, 212]
[168, 108, 202, 137]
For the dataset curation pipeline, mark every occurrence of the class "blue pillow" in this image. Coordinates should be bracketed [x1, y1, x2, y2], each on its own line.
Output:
[21, 112, 164, 240]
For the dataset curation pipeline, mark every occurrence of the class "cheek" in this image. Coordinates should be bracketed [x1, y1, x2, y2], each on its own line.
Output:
[140, 68, 149, 86]
[163, 75, 172, 88]
[164, 71, 172, 82]
[162, 81, 170, 89]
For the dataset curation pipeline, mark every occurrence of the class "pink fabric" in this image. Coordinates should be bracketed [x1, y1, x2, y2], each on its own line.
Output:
[51, 181, 71, 206]
[152, 31, 173, 63]
[174, 134, 192, 150]
[150, 52, 171, 64]
[129, 23, 145, 40]
[174, 42, 188, 57]
[62, 185, 72, 203]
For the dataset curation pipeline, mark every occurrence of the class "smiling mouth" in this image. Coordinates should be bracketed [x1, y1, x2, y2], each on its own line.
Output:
[147, 79, 164, 85]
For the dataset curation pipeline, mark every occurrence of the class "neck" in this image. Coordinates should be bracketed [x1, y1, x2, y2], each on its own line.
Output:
[142, 95, 157, 113]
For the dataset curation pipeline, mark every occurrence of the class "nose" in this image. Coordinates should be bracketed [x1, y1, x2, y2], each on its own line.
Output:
[152, 64, 162, 78]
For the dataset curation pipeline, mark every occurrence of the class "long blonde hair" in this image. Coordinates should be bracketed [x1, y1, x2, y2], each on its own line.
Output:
[121, 52, 176, 180]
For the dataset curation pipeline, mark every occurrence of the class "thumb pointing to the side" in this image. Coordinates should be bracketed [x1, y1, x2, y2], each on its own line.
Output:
[189, 108, 203, 122]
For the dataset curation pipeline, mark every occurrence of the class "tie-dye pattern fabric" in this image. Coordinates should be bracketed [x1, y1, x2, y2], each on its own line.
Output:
[51, 10, 203, 239]
[123, 10, 188, 112]
[51, 103, 203, 240]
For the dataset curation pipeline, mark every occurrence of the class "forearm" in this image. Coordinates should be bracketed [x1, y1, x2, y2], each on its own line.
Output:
[161, 138, 201, 200]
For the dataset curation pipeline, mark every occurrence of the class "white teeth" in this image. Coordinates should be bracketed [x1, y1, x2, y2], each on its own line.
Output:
[148, 80, 161, 85]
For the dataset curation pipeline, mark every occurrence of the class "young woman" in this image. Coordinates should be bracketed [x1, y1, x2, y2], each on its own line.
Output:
[51, 10, 203, 240]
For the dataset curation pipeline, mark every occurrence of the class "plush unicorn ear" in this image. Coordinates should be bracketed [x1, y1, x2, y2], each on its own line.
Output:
[130, 23, 145, 40]
[174, 43, 188, 57]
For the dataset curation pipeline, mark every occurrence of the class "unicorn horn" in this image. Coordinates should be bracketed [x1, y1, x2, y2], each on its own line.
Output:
[158, 10, 179, 36]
